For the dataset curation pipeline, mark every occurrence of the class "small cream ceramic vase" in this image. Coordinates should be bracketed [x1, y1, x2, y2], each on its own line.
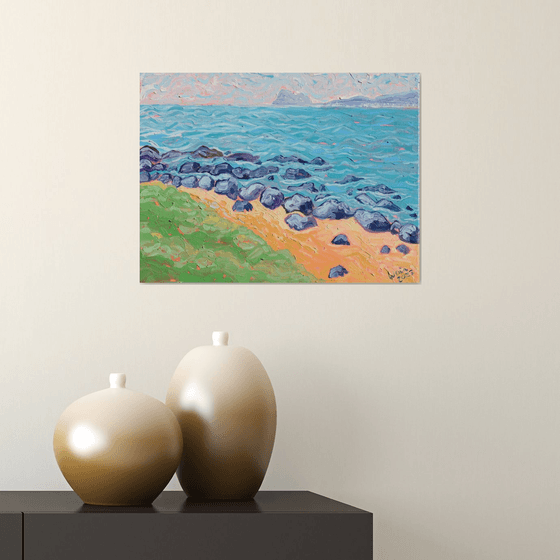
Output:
[166, 332, 277, 500]
[53, 373, 183, 506]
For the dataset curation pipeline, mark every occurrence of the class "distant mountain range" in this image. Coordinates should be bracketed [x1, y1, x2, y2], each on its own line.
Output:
[271, 90, 312, 106]
[271, 90, 419, 108]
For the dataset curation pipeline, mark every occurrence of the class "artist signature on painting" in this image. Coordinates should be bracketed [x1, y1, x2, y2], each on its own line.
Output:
[386, 267, 414, 283]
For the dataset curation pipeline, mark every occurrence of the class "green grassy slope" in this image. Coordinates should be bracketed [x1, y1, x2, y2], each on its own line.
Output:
[140, 184, 319, 283]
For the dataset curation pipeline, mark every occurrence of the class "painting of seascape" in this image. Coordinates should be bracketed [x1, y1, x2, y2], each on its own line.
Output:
[140, 73, 420, 283]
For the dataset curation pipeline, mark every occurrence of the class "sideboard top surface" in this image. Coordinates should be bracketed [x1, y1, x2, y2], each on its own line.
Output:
[0, 491, 370, 515]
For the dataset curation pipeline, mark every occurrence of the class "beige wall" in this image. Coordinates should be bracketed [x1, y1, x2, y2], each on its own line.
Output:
[1, 0, 559, 558]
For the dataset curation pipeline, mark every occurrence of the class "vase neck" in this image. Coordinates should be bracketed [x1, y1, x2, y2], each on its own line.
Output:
[212, 332, 229, 346]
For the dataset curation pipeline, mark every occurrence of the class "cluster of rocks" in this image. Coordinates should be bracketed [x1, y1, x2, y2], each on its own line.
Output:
[346, 184, 418, 220]
[140, 145, 419, 220]
[380, 244, 410, 255]
[141, 145, 419, 220]
[140, 145, 419, 280]
[140, 145, 328, 183]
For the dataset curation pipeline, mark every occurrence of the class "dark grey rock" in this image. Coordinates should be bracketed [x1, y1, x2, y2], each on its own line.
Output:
[268, 175, 274, 180]
[354, 210, 391, 232]
[287, 182, 318, 193]
[140, 171, 151, 183]
[314, 194, 329, 202]
[285, 214, 317, 231]
[375, 199, 401, 212]
[179, 161, 200, 174]
[390, 221, 401, 235]
[373, 184, 395, 194]
[239, 182, 266, 201]
[310, 157, 326, 166]
[409, 213, 418, 218]
[139, 145, 160, 163]
[211, 162, 233, 176]
[406, 205, 413, 211]
[283, 194, 314, 216]
[270, 155, 308, 164]
[332, 234, 350, 246]
[158, 173, 173, 184]
[153, 162, 166, 171]
[260, 187, 285, 209]
[181, 176, 199, 189]
[396, 244, 410, 254]
[336, 175, 363, 184]
[251, 166, 269, 179]
[380, 245, 391, 254]
[358, 184, 395, 195]
[214, 177, 239, 200]
[232, 167, 252, 180]
[226, 152, 260, 164]
[232, 200, 253, 212]
[328, 265, 348, 279]
[393, 195, 402, 200]
[283, 168, 311, 180]
[398, 224, 420, 244]
[198, 176, 214, 191]
[250, 165, 279, 179]
[190, 145, 223, 159]
[140, 158, 153, 171]
[355, 193, 377, 206]
[172, 176, 182, 187]
[313, 199, 356, 220]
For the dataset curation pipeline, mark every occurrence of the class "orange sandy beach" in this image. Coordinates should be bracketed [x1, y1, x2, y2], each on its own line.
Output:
[174, 185, 419, 284]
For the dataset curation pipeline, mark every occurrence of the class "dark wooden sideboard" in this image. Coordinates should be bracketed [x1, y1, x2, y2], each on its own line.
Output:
[0, 491, 372, 559]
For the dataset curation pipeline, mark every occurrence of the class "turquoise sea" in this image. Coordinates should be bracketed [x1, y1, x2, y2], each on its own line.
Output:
[140, 105, 419, 225]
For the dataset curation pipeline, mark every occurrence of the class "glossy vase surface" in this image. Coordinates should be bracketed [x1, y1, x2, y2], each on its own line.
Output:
[166, 332, 277, 500]
[54, 373, 183, 506]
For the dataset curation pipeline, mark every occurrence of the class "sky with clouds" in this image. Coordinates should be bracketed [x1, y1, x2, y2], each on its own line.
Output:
[140, 73, 419, 106]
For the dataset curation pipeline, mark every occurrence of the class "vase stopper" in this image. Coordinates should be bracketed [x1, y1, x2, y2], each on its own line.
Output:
[109, 373, 126, 388]
[212, 332, 229, 346]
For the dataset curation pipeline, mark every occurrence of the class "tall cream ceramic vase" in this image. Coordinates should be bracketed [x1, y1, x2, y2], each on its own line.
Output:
[53, 373, 183, 506]
[166, 332, 277, 500]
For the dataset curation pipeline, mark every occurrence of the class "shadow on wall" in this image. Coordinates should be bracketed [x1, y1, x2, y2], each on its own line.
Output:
[272, 352, 384, 490]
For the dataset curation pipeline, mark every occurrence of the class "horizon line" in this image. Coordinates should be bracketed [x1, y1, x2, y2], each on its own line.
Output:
[140, 102, 419, 108]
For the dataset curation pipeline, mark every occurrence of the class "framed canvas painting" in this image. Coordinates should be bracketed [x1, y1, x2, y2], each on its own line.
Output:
[140, 73, 419, 283]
